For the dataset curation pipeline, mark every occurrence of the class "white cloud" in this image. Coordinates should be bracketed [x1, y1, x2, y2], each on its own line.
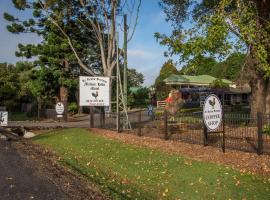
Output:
[128, 49, 156, 59]
[127, 47, 166, 86]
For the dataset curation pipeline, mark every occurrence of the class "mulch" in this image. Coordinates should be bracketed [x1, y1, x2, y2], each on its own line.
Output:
[13, 140, 109, 200]
[91, 128, 270, 177]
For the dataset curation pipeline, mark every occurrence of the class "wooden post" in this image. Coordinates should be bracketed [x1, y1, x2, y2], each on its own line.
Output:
[257, 112, 263, 155]
[102, 108, 105, 127]
[99, 107, 103, 128]
[89, 107, 94, 128]
[203, 124, 207, 146]
[138, 109, 142, 136]
[164, 110, 168, 140]
[222, 110, 225, 153]
[117, 111, 121, 133]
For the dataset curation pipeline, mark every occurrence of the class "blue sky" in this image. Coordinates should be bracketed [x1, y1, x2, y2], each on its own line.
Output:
[0, 0, 177, 86]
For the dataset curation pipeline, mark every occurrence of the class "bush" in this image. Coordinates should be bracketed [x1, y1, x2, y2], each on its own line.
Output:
[263, 125, 270, 135]
[68, 102, 78, 115]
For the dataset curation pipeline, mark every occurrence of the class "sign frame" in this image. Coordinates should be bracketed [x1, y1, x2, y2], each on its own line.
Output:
[79, 76, 110, 107]
[203, 94, 223, 131]
[55, 102, 64, 118]
[0, 111, 8, 126]
[202, 94, 225, 152]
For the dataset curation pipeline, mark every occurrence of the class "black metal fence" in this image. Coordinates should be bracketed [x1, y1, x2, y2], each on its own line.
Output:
[125, 111, 270, 155]
[89, 109, 153, 131]
[28, 106, 269, 155]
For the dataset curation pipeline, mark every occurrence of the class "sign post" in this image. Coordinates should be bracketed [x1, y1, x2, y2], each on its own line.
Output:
[203, 94, 225, 152]
[79, 76, 110, 128]
[0, 111, 8, 127]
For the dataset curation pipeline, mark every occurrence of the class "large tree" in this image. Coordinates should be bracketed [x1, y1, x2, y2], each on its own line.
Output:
[5, 0, 102, 118]
[156, 0, 270, 116]
[6, 0, 141, 112]
[180, 53, 246, 81]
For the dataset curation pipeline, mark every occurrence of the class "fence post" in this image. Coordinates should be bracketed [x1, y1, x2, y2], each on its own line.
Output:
[203, 124, 207, 146]
[164, 110, 168, 140]
[222, 110, 225, 153]
[257, 112, 263, 155]
[89, 107, 94, 128]
[117, 111, 121, 133]
[103, 108, 105, 127]
[138, 109, 142, 136]
[99, 108, 103, 128]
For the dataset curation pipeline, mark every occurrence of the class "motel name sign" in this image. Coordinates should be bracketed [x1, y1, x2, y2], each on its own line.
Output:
[79, 76, 110, 107]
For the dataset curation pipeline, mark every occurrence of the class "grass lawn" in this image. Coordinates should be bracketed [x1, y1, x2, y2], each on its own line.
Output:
[34, 128, 270, 200]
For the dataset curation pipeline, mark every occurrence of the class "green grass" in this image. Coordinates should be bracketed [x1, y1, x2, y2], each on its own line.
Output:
[34, 128, 270, 200]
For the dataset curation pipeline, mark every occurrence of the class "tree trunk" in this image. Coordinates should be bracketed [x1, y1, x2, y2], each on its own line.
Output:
[75, 87, 82, 114]
[246, 51, 270, 117]
[60, 86, 68, 121]
[249, 72, 270, 117]
[250, 77, 265, 117]
[37, 98, 41, 120]
[265, 79, 270, 114]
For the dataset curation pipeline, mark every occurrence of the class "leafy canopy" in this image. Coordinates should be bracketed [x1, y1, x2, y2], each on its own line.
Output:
[156, 0, 270, 77]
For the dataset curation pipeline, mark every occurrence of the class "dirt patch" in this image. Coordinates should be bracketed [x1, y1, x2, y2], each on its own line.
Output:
[12, 140, 109, 200]
[91, 128, 270, 177]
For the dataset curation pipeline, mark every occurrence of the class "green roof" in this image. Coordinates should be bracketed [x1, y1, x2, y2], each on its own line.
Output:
[164, 74, 232, 85]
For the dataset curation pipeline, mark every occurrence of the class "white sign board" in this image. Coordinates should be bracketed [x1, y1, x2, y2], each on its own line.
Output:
[0, 111, 8, 126]
[79, 76, 110, 106]
[55, 102, 64, 117]
[203, 94, 223, 131]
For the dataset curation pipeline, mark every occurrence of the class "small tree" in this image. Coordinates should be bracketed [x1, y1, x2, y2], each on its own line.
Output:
[155, 59, 178, 100]
[210, 79, 230, 89]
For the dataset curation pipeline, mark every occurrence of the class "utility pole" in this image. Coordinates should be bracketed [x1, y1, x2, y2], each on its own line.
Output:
[123, 14, 128, 110]
[115, 20, 131, 131]
[116, 32, 120, 131]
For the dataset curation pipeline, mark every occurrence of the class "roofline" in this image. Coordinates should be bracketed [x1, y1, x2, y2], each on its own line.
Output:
[165, 82, 210, 86]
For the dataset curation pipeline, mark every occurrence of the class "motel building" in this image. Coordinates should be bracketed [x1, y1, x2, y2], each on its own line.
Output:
[163, 74, 251, 109]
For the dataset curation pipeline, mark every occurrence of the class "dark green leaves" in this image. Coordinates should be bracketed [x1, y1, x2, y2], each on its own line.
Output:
[3, 13, 16, 22]
[6, 23, 25, 33]
[12, 0, 29, 10]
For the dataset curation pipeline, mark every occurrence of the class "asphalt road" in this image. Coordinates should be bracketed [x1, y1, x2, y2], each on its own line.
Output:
[0, 140, 68, 200]
[8, 111, 152, 129]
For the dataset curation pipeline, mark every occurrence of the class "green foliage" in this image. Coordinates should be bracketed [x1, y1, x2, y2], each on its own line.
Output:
[155, 60, 177, 100]
[68, 102, 78, 115]
[157, 0, 270, 78]
[128, 87, 150, 108]
[210, 79, 230, 89]
[127, 68, 144, 87]
[180, 56, 217, 76]
[124, 67, 146, 108]
[34, 128, 270, 200]
[179, 53, 246, 81]
[263, 125, 270, 135]
[0, 63, 20, 110]
[5, 0, 101, 108]
[3, 13, 16, 21]
[155, 59, 178, 85]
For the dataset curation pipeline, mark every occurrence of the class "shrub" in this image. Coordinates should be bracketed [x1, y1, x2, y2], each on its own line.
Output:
[68, 102, 78, 115]
[263, 125, 270, 135]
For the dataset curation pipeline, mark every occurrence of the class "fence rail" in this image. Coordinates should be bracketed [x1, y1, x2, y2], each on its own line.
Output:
[124, 111, 270, 155]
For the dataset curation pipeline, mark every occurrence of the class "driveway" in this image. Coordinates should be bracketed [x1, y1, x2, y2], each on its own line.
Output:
[0, 140, 68, 200]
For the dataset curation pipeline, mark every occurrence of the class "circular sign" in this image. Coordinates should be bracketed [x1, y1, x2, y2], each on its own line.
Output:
[203, 94, 223, 131]
[55, 102, 64, 115]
